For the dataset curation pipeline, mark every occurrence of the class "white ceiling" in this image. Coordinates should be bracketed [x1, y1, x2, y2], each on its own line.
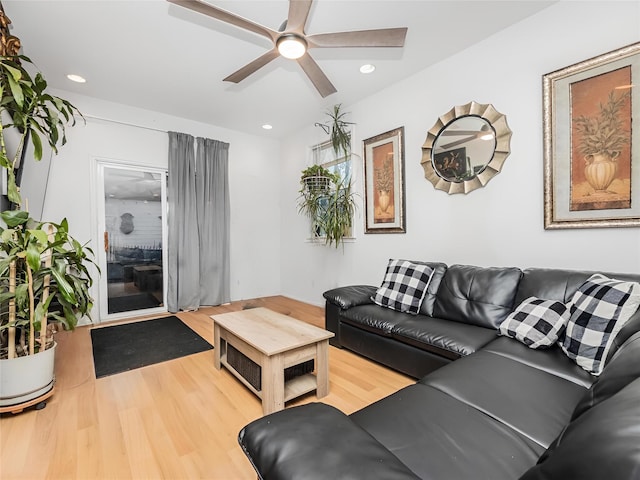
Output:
[5, 0, 555, 139]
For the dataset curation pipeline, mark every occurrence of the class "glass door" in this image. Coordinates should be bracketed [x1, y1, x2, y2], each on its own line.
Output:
[96, 162, 168, 321]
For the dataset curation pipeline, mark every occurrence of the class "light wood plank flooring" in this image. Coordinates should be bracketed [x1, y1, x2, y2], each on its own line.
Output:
[0, 296, 413, 479]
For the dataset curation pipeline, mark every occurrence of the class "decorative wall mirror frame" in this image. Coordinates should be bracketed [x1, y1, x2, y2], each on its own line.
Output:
[421, 101, 512, 194]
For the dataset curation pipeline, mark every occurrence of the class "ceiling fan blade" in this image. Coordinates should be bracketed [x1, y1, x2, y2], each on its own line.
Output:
[223, 49, 280, 83]
[307, 28, 407, 48]
[167, 0, 276, 41]
[286, 0, 313, 33]
[297, 53, 336, 98]
[441, 130, 483, 136]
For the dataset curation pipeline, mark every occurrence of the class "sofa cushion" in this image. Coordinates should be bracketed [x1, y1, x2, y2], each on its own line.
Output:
[514, 268, 594, 305]
[482, 337, 594, 388]
[340, 304, 408, 335]
[419, 350, 587, 448]
[351, 383, 544, 480]
[391, 315, 496, 360]
[433, 264, 523, 329]
[515, 267, 640, 305]
[561, 274, 640, 375]
[238, 403, 420, 480]
[570, 331, 640, 421]
[499, 297, 569, 349]
[372, 259, 435, 315]
[519, 378, 640, 480]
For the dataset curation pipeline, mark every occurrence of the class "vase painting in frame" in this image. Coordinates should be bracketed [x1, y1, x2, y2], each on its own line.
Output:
[363, 127, 406, 233]
[543, 41, 640, 229]
[570, 67, 631, 211]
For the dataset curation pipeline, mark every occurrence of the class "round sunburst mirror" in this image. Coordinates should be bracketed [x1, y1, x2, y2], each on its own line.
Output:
[421, 101, 512, 194]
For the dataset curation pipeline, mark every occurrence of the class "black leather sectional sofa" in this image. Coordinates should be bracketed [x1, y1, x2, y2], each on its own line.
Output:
[238, 263, 640, 479]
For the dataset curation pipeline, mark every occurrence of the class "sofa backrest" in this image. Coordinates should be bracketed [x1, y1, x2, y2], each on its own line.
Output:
[515, 268, 640, 360]
[514, 268, 640, 305]
[417, 262, 448, 317]
[569, 331, 640, 421]
[432, 264, 523, 329]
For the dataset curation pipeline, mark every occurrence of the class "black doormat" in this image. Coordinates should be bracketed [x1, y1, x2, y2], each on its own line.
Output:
[108, 292, 161, 314]
[90, 316, 213, 378]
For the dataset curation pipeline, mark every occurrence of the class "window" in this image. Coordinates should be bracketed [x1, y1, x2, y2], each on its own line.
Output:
[308, 138, 354, 241]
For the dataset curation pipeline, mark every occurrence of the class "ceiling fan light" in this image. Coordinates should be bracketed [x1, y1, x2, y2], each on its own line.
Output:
[66, 73, 86, 83]
[277, 34, 307, 59]
[360, 64, 376, 74]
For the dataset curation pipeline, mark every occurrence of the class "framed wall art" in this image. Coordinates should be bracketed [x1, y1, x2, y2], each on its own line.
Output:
[543, 41, 640, 229]
[363, 126, 406, 233]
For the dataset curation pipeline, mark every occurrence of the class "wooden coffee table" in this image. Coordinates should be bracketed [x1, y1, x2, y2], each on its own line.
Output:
[211, 308, 334, 415]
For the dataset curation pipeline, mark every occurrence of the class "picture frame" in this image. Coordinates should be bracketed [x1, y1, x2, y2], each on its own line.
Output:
[433, 147, 468, 180]
[363, 126, 406, 233]
[543, 42, 640, 229]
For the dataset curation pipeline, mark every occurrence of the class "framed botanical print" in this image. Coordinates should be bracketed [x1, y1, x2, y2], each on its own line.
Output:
[543, 42, 640, 229]
[363, 127, 406, 233]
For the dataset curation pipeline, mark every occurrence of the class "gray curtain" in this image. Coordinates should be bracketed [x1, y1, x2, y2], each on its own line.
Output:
[167, 132, 230, 312]
[196, 137, 230, 305]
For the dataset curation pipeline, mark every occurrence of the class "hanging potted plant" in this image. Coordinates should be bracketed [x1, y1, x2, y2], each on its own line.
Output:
[0, 6, 92, 411]
[299, 164, 339, 194]
[298, 105, 356, 247]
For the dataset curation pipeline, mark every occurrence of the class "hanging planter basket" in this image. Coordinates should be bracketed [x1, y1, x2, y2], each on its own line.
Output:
[303, 175, 333, 194]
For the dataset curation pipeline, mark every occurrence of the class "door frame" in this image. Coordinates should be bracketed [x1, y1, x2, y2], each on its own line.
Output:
[91, 157, 168, 323]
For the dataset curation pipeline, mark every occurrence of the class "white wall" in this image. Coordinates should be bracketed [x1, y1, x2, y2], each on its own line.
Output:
[280, 1, 640, 306]
[39, 92, 282, 322]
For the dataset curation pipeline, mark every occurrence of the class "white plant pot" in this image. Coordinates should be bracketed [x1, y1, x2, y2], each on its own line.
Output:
[0, 342, 56, 407]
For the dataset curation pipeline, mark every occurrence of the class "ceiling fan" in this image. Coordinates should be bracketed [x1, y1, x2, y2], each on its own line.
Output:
[167, 0, 408, 97]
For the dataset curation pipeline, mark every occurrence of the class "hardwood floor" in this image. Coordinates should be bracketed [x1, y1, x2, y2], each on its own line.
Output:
[0, 296, 413, 479]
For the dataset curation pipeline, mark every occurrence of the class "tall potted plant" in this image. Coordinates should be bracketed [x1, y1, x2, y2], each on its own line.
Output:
[0, 211, 96, 407]
[0, 5, 93, 410]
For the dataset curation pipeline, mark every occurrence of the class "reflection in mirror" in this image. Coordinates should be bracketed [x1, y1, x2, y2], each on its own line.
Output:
[432, 116, 496, 182]
[421, 102, 511, 194]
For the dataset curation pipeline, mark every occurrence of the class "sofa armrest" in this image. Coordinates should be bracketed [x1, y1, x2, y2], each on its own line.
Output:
[238, 403, 419, 480]
[323, 285, 377, 309]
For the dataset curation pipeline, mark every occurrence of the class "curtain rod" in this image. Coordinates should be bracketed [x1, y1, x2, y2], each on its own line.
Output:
[84, 114, 167, 134]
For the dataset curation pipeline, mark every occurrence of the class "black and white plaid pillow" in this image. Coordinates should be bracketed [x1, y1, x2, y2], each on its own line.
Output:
[372, 259, 435, 315]
[499, 297, 569, 349]
[561, 274, 640, 375]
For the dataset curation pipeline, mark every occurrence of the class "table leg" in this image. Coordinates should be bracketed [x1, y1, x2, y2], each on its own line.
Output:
[262, 354, 284, 415]
[214, 324, 221, 370]
[316, 339, 329, 398]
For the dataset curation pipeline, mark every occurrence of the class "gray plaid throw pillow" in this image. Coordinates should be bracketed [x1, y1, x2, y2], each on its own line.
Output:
[499, 297, 569, 349]
[372, 259, 434, 315]
[561, 274, 640, 375]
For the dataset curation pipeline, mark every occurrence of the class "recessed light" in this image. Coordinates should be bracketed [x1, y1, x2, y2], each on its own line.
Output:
[66, 74, 86, 83]
[262, 124, 273, 130]
[360, 64, 375, 74]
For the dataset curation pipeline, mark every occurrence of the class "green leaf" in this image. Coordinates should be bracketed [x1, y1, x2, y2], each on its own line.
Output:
[0, 150, 11, 169]
[27, 228, 49, 246]
[29, 129, 43, 161]
[26, 244, 41, 272]
[5, 66, 25, 109]
[6, 168, 21, 204]
[51, 266, 77, 304]
[1, 210, 29, 227]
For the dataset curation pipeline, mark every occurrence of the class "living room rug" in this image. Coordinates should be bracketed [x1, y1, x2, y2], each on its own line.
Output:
[91, 316, 213, 378]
